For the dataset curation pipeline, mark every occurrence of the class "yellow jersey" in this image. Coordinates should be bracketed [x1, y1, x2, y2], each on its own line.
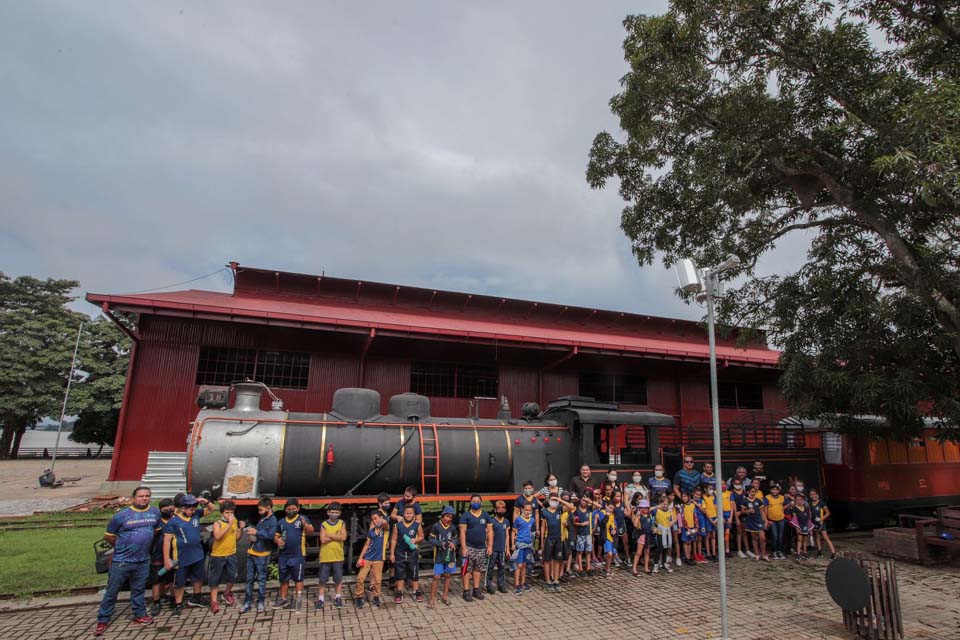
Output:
[211, 518, 238, 557]
[765, 494, 785, 521]
[681, 503, 697, 528]
[703, 494, 718, 518]
[604, 514, 616, 543]
[319, 519, 345, 562]
[654, 506, 676, 529]
[721, 491, 733, 513]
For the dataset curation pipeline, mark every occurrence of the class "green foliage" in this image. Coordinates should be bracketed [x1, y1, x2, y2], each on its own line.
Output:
[588, 0, 960, 439]
[0, 274, 86, 456]
[0, 274, 130, 456]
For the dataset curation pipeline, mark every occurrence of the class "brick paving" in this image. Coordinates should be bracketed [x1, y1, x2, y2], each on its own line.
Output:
[1, 536, 958, 640]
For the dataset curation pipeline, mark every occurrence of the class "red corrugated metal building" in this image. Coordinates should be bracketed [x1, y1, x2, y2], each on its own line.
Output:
[87, 263, 787, 485]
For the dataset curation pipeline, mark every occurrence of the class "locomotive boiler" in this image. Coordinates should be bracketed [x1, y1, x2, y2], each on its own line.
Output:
[186, 382, 677, 500]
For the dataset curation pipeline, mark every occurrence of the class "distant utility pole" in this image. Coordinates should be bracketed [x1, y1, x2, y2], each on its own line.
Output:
[50, 322, 83, 474]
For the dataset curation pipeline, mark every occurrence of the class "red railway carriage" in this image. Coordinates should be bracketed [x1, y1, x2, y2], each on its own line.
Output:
[781, 418, 960, 528]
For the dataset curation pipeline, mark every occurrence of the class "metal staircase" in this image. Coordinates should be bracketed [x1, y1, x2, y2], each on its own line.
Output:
[139, 451, 187, 498]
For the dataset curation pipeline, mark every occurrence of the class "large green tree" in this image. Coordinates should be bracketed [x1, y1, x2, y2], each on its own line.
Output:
[0, 274, 85, 457]
[587, 0, 960, 439]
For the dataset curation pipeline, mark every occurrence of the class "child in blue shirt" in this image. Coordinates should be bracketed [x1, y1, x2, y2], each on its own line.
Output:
[428, 506, 458, 607]
[512, 502, 536, 594]
[274, 498, 313, 610]
[354, 511, 389, 609]
[487, 500, 511, 594]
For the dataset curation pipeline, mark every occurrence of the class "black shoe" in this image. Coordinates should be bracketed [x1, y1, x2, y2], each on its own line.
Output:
[486, 584, 496, 595]
[498, 585, 508, 594]
[150, 602, 161, 617]
[186, 595, 204, 608]
[172, 604, 183, 616]
[473, 588, 485, 601]
[462, 590, 473, 602]
[371, 597, 381, 608]
[355, 599, 364, 609]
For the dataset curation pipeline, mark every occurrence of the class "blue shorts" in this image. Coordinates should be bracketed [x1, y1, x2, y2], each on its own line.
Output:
[681, 528, 698, 543]
[723, 511, 732, 524]
[514, 547, 535, 566]
[318, 561, 344, 584]
[278, 557, 305, 583]
[175, 560, 204, 587]
[702, 518, 716, 534]
[603, 540, 616, 555]
[433, 562, 458, 576]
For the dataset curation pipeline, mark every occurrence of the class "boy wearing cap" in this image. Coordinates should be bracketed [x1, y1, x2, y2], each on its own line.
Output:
[390, 504, 424, 604]
[317, 502, 347, 610]
[241, 498, 277, 614]
[428, 506, 458, 607]
[162, 494, 215, 614]
[355, 510, 389, 609]
[486, 500, 511, 594]
[274, 498, 314, 610]
[208, 500, 243, 614]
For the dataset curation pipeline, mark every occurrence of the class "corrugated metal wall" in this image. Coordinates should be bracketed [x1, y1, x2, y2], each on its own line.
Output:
[111, 316, 786, 481]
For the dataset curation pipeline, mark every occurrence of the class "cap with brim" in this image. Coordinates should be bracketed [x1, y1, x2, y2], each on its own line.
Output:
[441, 506, 455, 516]
[181, 494, 198, 506]
[638, 500, 650, 508]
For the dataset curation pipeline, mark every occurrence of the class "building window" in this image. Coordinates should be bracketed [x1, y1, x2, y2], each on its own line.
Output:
[196, 347, 310, 389]
[578, 372, 647, 404]
[713, 382, 764, 410]
[410, 361, 498, 398]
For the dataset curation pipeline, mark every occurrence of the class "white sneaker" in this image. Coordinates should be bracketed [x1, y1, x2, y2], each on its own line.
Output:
[675, 557, 682, 567]
[746, 551, 756, 559]
[665, 555, 673, 564]
[737, 551, 747, 559]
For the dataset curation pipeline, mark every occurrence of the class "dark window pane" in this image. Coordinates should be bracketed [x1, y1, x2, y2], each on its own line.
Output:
[615, 374, 647, 404]
[716, 382, 738, 408]
[410, 361, 456, 397]
[196, 348, 256, 386]
[457, 364, 499, 398]
[736, 383, 764, 409]
[258, 350, 310, 390]
[579, 372, 614, 401]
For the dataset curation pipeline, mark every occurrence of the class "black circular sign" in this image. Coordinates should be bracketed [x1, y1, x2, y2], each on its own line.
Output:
[825, 557, 871, 611]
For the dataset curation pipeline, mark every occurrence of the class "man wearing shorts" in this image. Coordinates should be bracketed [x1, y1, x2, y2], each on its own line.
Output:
[459, 494, 492, 602]
[162, 494, 215, 615]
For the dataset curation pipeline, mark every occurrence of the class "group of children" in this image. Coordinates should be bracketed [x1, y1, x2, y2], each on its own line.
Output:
[148, 476, 838, 617]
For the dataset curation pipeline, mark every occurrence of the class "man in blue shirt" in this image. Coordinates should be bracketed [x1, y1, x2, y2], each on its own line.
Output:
[673, 456, 702, 499]
[274, 498, 314, 611]
[94, 486, 160, 636]
[459, 494, 492, 602]
[241, 497, 278, 614]
[163, 493, 215, 614]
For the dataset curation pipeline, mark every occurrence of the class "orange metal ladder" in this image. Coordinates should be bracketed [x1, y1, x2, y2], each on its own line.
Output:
[418, 423, 440, 495]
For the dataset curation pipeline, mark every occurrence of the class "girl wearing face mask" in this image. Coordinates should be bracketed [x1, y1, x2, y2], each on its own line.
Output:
[514, 480, 541, 534]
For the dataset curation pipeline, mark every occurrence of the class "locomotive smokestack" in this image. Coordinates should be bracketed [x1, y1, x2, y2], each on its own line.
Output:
[232, 383, 263, 412]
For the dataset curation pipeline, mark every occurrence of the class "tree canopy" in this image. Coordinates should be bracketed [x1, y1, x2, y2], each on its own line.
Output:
[587, 0, 960, 439]
[0, 274, 130, 457]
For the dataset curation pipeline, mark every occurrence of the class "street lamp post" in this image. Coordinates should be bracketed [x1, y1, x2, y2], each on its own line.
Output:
[676, 255, 740, 640]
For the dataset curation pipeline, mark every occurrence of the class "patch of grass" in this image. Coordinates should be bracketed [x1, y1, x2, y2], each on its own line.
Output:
[0, 527, 108, 596]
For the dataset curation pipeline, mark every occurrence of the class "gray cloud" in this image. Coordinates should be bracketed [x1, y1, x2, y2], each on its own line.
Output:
[1, 1, 801, 324]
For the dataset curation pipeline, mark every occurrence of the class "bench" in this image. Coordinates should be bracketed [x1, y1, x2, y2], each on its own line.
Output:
[914, 506, 960, 565]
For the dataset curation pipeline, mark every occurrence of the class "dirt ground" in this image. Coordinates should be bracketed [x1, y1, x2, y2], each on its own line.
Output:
[0, 459, 111, 517]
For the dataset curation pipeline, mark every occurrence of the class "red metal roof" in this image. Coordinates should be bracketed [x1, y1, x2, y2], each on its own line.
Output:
[87, 288, 780, 367]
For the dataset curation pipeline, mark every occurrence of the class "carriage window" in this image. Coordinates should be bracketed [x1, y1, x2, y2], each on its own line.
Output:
[579, 372, 647, 404]
[595, 424, 649, 466]
[822, 432, 843, 465]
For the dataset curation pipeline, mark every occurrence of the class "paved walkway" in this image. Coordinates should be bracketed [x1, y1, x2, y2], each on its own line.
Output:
[1, 536, 958, 640]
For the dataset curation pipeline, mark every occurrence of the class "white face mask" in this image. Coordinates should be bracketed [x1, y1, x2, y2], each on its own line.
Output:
[796, 484, 805, 492]
[655, 470, 664, 478]
[549, 500, 559, 509]
[632, 475, 641, 483]
[548, 479, 558, 487]
[607, 474, 617, 482]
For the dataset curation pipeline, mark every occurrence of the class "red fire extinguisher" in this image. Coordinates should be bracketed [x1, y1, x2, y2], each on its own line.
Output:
[326, 444, 335, 466]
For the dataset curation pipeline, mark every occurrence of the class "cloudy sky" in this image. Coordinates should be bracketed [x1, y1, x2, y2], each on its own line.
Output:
[1, 1, 806, 321]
